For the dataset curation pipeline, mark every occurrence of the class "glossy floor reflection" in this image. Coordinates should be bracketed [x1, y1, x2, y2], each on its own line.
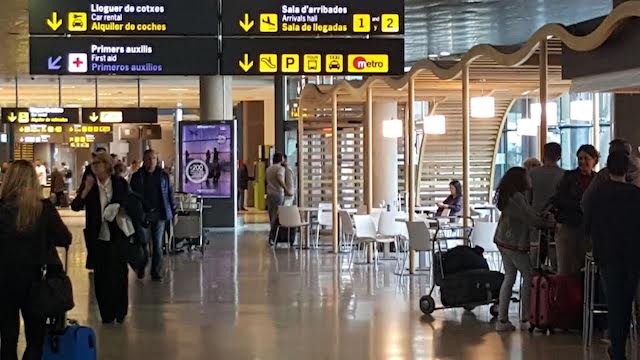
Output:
[26, 218, 608, 359]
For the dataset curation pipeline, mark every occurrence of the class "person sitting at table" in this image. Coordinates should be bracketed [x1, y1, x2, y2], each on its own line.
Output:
[436, 180, 463, 217]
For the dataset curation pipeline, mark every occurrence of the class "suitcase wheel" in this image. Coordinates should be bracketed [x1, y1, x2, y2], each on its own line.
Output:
[419, 295, 436, 315]
[489, 304, 499, 317]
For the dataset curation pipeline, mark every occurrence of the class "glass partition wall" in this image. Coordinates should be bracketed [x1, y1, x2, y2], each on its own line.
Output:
[494, 92, 612, 188]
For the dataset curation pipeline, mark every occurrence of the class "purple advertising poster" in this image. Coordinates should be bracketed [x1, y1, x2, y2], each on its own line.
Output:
[180, 122, 232, 198]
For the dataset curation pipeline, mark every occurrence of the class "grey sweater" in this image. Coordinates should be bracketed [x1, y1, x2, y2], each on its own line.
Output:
[494, 192, 545, 252]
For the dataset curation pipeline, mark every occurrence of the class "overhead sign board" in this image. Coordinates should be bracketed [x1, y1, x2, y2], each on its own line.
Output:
[221, 38, 404, 75]
[30, 37, 218, 75]
[29, 0, 218, 36]
[223, 0, 404, 36]
[140, 125, 162, 139]
[120, 125, 141, 140]
[1, 107, 80, 124]
[18, 133, 65, 144]
[81, 108, 158, 123]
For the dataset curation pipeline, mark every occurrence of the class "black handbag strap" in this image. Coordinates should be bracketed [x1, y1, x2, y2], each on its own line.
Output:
[37, 207, 52, 279]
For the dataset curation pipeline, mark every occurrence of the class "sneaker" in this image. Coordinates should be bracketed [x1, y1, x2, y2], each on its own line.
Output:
[136, 269, 145, 280]
[496, 321, 516, 332]
[520, 321, 530, 331]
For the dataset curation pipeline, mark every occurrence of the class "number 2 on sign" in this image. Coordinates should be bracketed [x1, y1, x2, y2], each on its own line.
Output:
[381, 14, 399, 33]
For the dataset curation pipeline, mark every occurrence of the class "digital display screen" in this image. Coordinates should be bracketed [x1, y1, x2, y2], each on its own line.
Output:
[180, 122, 233, 198]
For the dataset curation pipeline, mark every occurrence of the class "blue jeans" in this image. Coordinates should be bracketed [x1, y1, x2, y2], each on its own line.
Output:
[138, 221, 166, 278]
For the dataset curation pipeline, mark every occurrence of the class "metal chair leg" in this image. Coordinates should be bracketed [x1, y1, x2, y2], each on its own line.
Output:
[273, 226, 280, 248]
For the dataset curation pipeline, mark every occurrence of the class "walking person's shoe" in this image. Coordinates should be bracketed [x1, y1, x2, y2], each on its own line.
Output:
[496, 320, 516, 332]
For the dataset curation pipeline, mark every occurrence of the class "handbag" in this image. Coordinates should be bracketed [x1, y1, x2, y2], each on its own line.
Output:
[121, 234, 145, 271]
[29, 265, 74, 317]
[29, 221, 74, 318]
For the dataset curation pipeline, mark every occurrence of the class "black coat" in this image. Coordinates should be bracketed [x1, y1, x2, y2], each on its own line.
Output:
[71, 175, 130, 246]
[238, 165, 252, 190]
[0, 199, 71, 267]
[551, 169, 595, 227]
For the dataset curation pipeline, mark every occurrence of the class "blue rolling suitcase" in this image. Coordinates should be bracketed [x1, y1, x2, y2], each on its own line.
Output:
[42, 322, 97, 360]
[43, 248, 97, 360]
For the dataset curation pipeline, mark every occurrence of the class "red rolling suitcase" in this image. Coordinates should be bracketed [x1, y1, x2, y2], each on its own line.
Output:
[529, 272, 583, 333]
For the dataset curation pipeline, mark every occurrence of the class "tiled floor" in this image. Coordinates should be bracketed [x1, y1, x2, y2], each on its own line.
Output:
[19, 217, 611, 359]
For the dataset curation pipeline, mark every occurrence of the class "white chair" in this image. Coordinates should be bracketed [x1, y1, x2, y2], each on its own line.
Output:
[350, 215, 378, 268]
[402, 221, 436, 283]
[376, 211, 402, 264]
[470, 221, 500, 270]
[275, 206, 309, 249]
[339, 210, 355, 252]
[315, 203, 333, 248]
[369, 208, 384, 228]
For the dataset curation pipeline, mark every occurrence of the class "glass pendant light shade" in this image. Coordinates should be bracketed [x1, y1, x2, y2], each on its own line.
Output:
[470, 96, 496, 118]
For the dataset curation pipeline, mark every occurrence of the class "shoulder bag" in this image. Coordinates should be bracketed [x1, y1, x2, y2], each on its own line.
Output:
[29, 215, 74, 318]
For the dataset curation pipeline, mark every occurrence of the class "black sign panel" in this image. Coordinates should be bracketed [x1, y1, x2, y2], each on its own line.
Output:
[223, 0, 404, 36]
[120, 125, 141, 140]
[30, 37, 218, 75]
[1, 107, 80, 124]
[221, 38, 403, 75]
[140, 125, 162, 139]
[29, 0, 218, 36]
[82, 108, 158, 124]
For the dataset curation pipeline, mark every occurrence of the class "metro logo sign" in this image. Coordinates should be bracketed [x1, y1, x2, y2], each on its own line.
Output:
[348, 54, 389, 73]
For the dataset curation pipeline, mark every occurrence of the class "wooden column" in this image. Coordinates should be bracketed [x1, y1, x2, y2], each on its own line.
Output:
[462, 66, 471, 227]
[331, 93, 339, 254]
[297, 99, 305, 208]
[407, 80, 416, 219]
[365, 88, 373, 213]
[365, 89, 375, 263]
[539, 40, 549, 158]
[407, 79, 417, 274]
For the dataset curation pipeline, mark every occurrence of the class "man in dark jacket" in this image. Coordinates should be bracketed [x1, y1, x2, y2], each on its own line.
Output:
[585, 151, 640, 360]
[130, 149, 176, 281]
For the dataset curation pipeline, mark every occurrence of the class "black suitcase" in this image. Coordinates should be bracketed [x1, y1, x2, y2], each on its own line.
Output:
[434, 245, 490, 286]
[439, 269, 504, 307]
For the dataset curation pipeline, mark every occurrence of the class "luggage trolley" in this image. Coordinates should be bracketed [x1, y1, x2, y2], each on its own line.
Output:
[172, 192, 206, 255]
[419, 217, 501, 317]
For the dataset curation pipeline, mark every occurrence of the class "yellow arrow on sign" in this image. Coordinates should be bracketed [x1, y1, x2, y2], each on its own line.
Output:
[239, 54, 254, 72]
[239, 13, 254, 32]
[47, 12, 63, 31]
[89, 112, 99, 122]
[7, 112, 17, 122]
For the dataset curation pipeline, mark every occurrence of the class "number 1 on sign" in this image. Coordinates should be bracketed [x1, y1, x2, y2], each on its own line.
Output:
[353, 14, 370, 32]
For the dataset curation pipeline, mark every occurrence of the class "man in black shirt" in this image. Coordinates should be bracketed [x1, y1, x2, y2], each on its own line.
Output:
[130, 149, 177, 281]
[585, 151, 640, 360]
